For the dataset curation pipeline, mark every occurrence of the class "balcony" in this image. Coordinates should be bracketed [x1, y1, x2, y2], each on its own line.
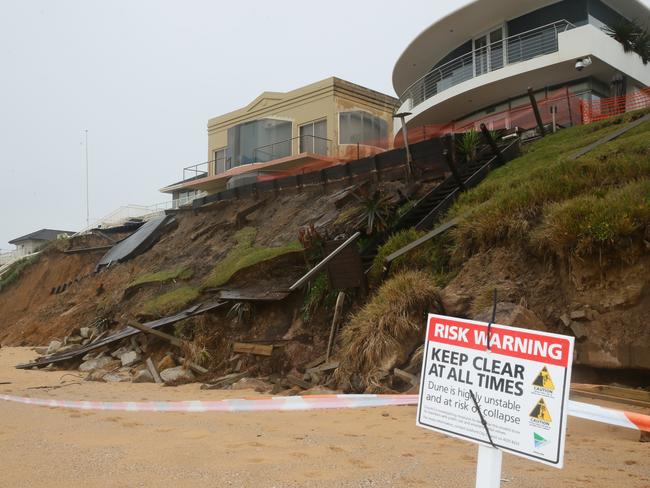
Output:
[398, 20, 575, 111]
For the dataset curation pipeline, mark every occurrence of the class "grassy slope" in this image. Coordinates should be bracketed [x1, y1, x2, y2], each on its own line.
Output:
[128, 267, 193, 288]
[202, 227, 303, 289]
[449, 109, 650, 261]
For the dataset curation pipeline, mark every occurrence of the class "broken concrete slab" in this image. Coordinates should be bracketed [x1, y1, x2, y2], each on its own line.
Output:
[96, 215, 174, 270]
[160, 366, 195, 384]
[132, 369, 154, 383]
[79, 356, 114, 373]
[230, 378, 272, 392]
[120, 351, 141, 367]
[47, 340, 62, 355]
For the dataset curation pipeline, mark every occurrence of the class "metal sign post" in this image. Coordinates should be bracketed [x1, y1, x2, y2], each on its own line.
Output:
[476, 445, 503, 488]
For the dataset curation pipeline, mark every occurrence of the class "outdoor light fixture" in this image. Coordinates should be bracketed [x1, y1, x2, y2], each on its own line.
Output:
[574, 57, 592, 71]
[393, 112, 413, 183]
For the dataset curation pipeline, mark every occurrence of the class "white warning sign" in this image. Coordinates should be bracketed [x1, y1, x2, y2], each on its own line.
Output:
[416, 314, 574, 467]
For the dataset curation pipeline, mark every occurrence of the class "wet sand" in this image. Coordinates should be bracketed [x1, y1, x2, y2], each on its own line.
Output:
[0, 347, 648, 487]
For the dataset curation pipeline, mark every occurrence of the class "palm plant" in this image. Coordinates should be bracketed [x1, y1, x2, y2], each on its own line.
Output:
[604, 19, 650, 64]
[603, 19, 639, 52]
[632, 29, 650, 64]
[352, 188, 394, 235]
[456, 129, 481, 163]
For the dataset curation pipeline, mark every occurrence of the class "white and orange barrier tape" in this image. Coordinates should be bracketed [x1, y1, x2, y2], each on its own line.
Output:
[0, 393, 647, 432]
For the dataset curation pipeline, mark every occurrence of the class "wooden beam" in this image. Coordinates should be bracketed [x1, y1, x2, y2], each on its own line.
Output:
[306, 361, 340, 375]
[394, 367, 419, 387]
[128, 321, 182, 347]
[145, 357, 163, 384]
[326, 292, 345, 361]
[286, 375, 312, 390]
[233, 342, 273, 357]
[385, 217, 460, 264]
[201, 372, 248, 390]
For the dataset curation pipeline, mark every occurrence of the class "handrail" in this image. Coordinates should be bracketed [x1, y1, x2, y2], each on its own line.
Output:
[399, 19, 575, 107]
[253, 134, 332, 162]
[289, 232, 361, 291]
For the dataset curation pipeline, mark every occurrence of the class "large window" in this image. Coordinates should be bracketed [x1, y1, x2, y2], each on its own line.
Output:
[214, 148, 228, 174]
[339, 111, 388, 148]
[299, 119, 328, 155]
[226, 118, 292, 166]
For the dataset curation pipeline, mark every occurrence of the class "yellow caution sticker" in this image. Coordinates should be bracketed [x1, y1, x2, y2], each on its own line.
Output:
[530, 398, 552, 423]
[532, 366, 555, 391]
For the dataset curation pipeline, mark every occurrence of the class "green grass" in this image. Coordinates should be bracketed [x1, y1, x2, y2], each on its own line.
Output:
[448, 109, 650, 260]
[128, 267, 193, 288]
[202, 227, 303, 289]
[533, 179, 650, 259]
[141, 286, 200, 316]
[0, 255, 40, 293]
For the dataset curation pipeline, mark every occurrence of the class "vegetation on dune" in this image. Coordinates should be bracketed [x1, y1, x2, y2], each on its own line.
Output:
[142, 286, 200, 317]
[202, 227, 303, 289]
[368, 228, 451, 286]
[533, 179, 650, 259]
[0, 255, 41, 293]
[335, 270, 443, 392]
[449, 109, 650, 261]
[128, 267, 193, 288]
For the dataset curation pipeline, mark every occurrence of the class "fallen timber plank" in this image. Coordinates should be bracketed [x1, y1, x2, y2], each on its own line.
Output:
[286, 375, 312, 390]
[385, 217, 460, 265]
[129, 321, 182, 347]
[146, 357, 163, 384]
[201, 372, 248, 390]
[304, 354, 327, 370]
[393, 367, 419, 387]
[212, 288, 291, 302]
[233, 343, 273, 357]
[306, 361, 340, 375]
[64, 245, 114, 254]
[15, 300, 226, 369]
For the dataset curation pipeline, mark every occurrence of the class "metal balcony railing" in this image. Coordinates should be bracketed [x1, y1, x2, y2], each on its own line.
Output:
[182, 161, 210, 182]
[253, 134, 332, 162]
[399, 20, 575, 109]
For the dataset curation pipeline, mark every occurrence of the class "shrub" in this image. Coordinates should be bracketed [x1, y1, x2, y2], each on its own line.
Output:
[335, 270, 443, 392]
[368, 229, 450, 285]
[0, 255, 40, 293]
[533, 179, 650, 259]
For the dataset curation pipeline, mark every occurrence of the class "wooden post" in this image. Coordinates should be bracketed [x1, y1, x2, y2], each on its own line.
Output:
[145, 357, 163, 384]
[528, 87, 546, 137]
[479, 124, 504, 166]
[445, 133, 465, 191]
[326, 292, 346, 361]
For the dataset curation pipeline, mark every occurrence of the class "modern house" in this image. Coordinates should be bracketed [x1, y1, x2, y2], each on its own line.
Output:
[0, 229, 75, 265]
[161, 77, 398, 205]
[392, 0, 650, 133]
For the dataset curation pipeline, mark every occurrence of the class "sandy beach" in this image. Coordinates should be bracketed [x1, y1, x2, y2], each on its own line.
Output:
[0, 347, 648, 488]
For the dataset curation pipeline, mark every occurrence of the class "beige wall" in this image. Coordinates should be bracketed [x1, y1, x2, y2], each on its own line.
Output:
[205, 77, 397, 176]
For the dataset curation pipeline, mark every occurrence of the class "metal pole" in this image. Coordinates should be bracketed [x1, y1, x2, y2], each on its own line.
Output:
[400, 116, 413, 183]
[394, 112, 414, 184]
[85, 129, 89, 228]
[475, 445, 502, 488]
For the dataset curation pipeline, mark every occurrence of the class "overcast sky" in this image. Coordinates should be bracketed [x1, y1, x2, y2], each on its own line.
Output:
[0, 1, 506, 248]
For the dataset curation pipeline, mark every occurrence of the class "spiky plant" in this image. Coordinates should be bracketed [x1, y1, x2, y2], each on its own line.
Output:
[352, 189, 394, 235]
[632, 28, 650, 64]
[603, 19, 640, 52]
[456, 129, 481, 163]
